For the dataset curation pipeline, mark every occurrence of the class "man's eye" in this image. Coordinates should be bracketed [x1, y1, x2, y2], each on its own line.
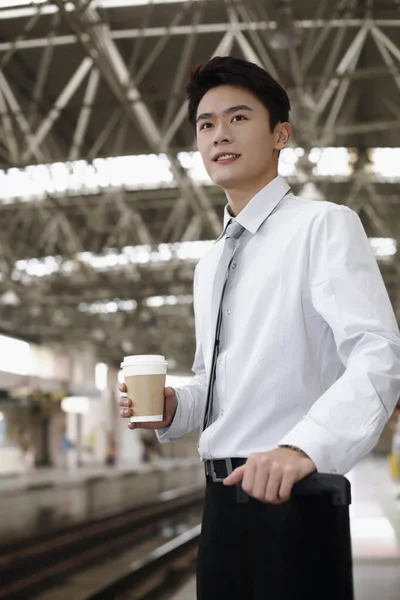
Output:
[232, 115, 246, 122]
[200, 122, 212, 130]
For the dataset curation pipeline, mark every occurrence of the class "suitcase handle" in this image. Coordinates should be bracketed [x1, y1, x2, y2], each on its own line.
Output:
[292, 472, 351, 506]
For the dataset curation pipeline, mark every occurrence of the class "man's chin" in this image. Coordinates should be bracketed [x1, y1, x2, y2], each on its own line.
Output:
[212, 174, 242, 190]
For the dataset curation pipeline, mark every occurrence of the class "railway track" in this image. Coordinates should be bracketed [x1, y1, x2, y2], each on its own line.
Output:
[0, 485, 204, 600]
[82, 525, 201, 600]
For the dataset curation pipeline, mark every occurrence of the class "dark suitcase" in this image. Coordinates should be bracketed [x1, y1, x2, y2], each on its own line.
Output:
[292, 472, 354, 600]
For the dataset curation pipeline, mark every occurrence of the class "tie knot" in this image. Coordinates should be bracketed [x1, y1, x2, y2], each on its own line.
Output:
[225, 219, 245, 240]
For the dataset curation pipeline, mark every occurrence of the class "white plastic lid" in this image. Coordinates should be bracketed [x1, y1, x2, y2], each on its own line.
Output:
[121, 354, 167, 367]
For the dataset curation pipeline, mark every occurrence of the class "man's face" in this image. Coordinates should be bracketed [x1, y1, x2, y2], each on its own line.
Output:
[196, 85, 281, 191]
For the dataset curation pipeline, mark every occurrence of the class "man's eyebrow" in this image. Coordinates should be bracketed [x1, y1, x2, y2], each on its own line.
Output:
[196, 104, 253, 124]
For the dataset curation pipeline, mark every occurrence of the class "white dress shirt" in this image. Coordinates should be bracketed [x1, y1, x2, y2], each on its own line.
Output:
[156, 175, 400, 475]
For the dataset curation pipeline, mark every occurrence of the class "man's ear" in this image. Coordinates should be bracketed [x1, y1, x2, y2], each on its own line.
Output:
[275, 122, 292, 150]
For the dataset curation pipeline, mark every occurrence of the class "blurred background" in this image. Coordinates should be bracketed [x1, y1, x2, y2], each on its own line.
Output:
[0, 1, 400, 599]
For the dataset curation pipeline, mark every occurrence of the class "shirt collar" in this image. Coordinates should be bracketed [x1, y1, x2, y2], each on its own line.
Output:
[216, 175, 291, 243]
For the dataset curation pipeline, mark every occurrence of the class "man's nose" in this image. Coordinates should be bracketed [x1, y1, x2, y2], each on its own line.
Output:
[212, 122, 231, 145]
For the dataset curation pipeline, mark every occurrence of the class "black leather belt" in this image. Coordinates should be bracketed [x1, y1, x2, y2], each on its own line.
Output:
[204, 457, 248, 503]
[204, 457, 247, 482]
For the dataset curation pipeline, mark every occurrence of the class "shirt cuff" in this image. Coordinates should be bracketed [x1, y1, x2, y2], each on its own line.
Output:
[278, 416, 341, 474]
[155, 388, 184, 443]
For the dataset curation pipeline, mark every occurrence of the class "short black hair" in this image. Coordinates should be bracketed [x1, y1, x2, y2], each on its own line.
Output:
[186, 56, 290, 132]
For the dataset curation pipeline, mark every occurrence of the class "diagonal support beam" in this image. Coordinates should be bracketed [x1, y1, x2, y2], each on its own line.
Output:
[22, 56, 93, 162]
[371, 25, 400, 63]
[30, 13, 61, 125]
[371, 25, 400, 95]
[160, 196, 187, 241]
[0, 4, 43, 71]
[319, 40, 364, 145]
[308, 22, 369, 133]
[232, 5, 315, 115]
[0, 87, 18, 164]
[69, 66, 100, 160]
[161, 7, 202, 134]
[0, 71, 45, 163]
[133, 3, 191, 88]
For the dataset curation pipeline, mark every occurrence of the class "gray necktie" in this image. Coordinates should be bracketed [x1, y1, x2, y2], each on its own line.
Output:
[202, 218, 246, 432]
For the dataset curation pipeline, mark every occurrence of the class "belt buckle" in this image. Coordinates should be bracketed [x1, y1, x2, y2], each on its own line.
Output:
[211, 458, 233, 482]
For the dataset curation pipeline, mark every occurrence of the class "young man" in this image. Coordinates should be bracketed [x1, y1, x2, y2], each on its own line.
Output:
[120, 57, 400, 598]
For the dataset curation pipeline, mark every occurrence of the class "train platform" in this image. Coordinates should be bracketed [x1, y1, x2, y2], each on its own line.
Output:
[169, 453, 400, 600]
[0, 457, 204, 543]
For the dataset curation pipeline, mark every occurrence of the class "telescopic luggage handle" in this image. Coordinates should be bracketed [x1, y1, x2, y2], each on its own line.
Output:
[292, 472, 351, 506]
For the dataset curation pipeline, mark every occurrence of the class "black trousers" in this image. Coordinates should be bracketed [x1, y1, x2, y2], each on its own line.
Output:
[196, 478, 339, 600]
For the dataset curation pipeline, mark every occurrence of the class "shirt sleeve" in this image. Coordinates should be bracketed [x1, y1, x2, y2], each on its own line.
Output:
[278, 205, 400, 474]
[156, 265, 207, 443]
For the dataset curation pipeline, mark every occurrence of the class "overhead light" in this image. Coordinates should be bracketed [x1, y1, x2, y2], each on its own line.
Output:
[0, 334, 30, 376]
[61, 396, 90, 414]
[122, 340, 134, 353]
[369, 238, 397, 258]
[91, 329, 106, 341]
[0, 290, 20, 306]
[95, 363, 108, 391]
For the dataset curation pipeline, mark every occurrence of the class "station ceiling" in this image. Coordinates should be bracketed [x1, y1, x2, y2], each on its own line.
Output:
[0, 0, 400, 371]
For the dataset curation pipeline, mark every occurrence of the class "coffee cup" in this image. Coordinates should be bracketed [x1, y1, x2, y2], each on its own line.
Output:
[121, 355, 168, 422]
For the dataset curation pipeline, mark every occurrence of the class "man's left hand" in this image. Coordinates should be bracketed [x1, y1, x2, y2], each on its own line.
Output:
[223, 448, 316, 504]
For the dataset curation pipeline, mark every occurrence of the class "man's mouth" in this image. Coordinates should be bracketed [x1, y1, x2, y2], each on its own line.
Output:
[214, 153, 241, 164]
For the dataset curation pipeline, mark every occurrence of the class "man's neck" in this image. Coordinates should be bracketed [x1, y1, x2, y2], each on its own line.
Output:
[225, 171, 278, 217]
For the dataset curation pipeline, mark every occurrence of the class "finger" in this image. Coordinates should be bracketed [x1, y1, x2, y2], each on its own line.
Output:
[223, 465, 245, 486]
[119, 383, 127, 392]
[264, 467, 282, 503]
[241, 461, 257, 495]
[278, 469, 297, 503]
[252, 465, 269, 501]
[128, 422, 137, 430]
[120, 407, 132, 418]
[119, 396, 132, 407]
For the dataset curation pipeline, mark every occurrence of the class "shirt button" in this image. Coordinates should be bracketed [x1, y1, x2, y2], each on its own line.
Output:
[231, 263, 237, 270]
[225, 309, 231, 315]
[217, 359, 223, 366]
[220, 410, 224, 415]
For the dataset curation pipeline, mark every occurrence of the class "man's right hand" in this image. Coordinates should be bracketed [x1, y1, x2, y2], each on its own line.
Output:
[119, 384, 178, 430]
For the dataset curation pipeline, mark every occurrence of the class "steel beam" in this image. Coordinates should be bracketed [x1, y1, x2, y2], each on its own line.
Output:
[161, 7, 202, 134]
[308, 23, 369, 133]
[3, 18, 400, 53]
[133, 3, 191, 88]
[330, 119, 400, 135]
[69, 67, 100, 160]
[22, 57, 93, 163]
[372, 25, 400, 62]
[371, 25, 400, 95]
[30, 13, 61, 125]
[87, 109, 122, 160]
[300, 0, 330, 72]
[0, 87, 18, 164]
[0, 71, 45, 163]
[319, 44, 364, 145]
